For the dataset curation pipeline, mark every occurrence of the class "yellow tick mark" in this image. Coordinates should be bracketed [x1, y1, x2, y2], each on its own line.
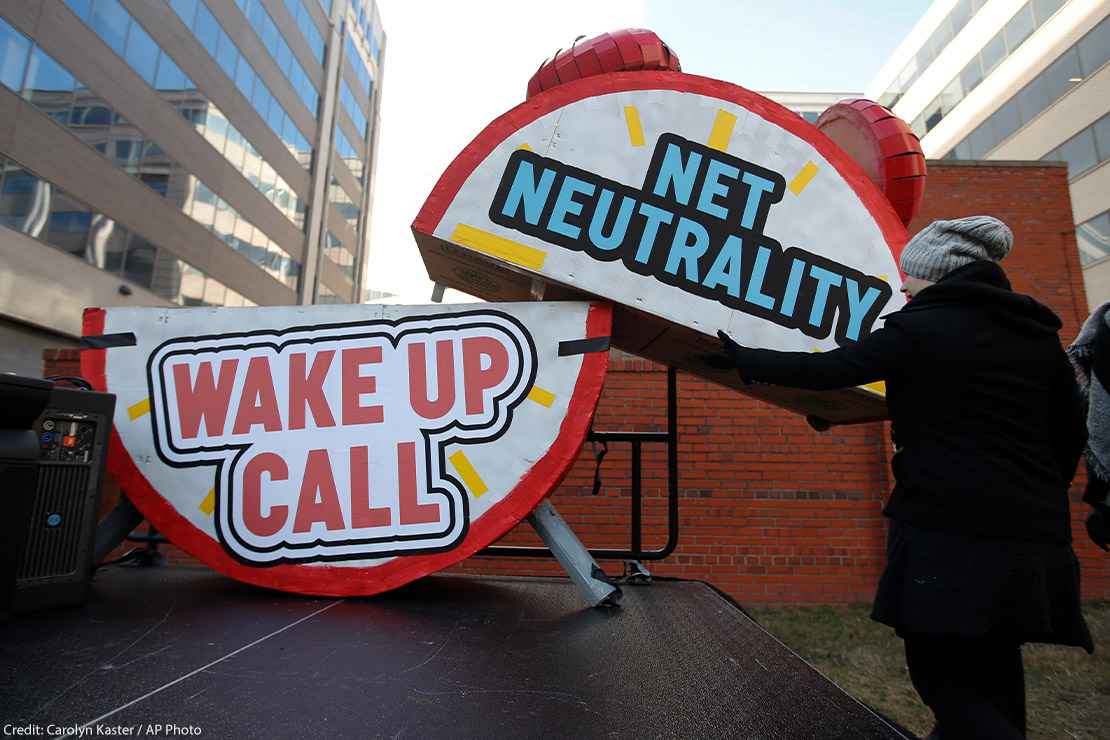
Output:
[450, 223, 547, 271]
[516, 143, 532, 151]
[623, 106, 645, 147]
[199, 489, 216, 516]
[788, 161, 820, 195]
[448, 451, 488, 498]
[128, 398, 151, 421]
[707, 109, 737, 151]
[528, 386, 556, 407]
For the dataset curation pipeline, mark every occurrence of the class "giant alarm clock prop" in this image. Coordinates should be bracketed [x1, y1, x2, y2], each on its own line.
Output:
[413, 29, 926, 425]
[81, 302, 610, 596]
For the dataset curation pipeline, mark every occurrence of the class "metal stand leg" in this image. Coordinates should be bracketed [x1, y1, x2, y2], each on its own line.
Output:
[93, 494, 144, 564]
[527, 500, 622, 608]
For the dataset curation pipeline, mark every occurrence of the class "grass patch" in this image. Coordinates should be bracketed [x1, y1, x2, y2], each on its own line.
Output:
[749, 601, 1110, 739]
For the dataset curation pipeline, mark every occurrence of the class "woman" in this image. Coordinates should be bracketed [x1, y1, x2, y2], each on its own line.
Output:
[715, 216, 1093, 739]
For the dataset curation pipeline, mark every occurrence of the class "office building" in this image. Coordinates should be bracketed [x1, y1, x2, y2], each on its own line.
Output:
[759, 91, 864, 123]
[866, 0, 1109, 306]
[0, 0, 384, 375]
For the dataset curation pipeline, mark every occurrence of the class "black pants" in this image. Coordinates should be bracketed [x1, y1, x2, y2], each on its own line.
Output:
[903, 634, 1026, 739]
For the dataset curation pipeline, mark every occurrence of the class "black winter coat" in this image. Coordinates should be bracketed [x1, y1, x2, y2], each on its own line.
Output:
[730, 260, 1093, 648]
[733, 260, 1085, 545]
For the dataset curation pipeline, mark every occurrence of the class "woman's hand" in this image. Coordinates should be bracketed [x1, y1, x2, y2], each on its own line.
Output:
[700, 331, 755, 385]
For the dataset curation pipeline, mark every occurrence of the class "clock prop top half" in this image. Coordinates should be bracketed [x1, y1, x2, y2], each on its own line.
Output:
[412, 29, 926, 425]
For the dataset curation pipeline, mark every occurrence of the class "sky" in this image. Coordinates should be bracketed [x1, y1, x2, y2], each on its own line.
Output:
[365, 0, 932, 302]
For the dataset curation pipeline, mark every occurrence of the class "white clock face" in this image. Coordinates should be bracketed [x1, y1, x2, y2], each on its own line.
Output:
[421, 80, 907, 354]
[87, 301, 609, 595]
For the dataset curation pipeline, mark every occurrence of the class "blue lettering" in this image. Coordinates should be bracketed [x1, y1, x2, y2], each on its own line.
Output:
[779, 258, 806, 318]
[635, 203, 674, 264]
[808, 265, 844, 328]
[664, 217, 710, 281]
[844, 278, 883, 341]
[739, 172, 776, 230]
[588, 189, 636, 251]
[651, 142, 702, 206]
[745, 246, 776, 310]
[696, 159, 739, 220]
[547, 175, 595, 239]
[702, 234, 744, 298]
[500, 159, 556, 225]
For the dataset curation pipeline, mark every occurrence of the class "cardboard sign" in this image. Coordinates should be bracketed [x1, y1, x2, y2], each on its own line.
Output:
[413, 72, 910, 423]
[82, 302, 610, 595]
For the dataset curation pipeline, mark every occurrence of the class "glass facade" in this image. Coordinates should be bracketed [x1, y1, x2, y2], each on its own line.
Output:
[179, 99, 305, 229]
[344, 34, 373, 96]
[338, 77, 368, 137]
[64, 0, 308, 229]
[0, 0, 383, 314]
[0, 155, 251, 306]
[347, 0, 383, 64]
[946, 14, 1110, 159]
[1041, 112, 1110, 178]
[164, 0, 313, 160]
[282, 0, 325, 64]
[911, 0, 1069, 137]
[322, 230, 353, 280]
[232, 0, 320, 115]
[328, 175, 360, 233]
[880, 0, 991, 108]
[1077, 210, 1110, 266]
[333, 124, 363, 181]
[316, 281, 347, 304]
[2, 17, 301, 289]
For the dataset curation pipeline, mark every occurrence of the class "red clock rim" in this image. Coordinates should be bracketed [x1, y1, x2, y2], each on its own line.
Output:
[81, 303, 611, 597]
[413, 70, 908, 268]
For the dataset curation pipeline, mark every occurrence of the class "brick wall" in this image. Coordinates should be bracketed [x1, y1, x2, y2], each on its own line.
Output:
[46, 162, 1110, 604]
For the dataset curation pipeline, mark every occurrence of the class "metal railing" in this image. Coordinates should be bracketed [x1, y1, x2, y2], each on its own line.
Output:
[481, 367, 680, 561]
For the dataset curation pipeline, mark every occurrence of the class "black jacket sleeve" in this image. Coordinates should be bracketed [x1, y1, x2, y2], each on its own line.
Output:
[731, 323, 912, 391]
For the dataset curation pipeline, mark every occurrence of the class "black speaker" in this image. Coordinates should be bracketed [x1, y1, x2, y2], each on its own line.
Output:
[0, 374, 52, 618]
[5, 378, 116, 613]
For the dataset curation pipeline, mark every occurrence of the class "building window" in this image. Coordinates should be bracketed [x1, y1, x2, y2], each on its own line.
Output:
[1077, 211, 1110, 266]
[0, 17, 31, 91]
[0, 23, 303, 289]
[0, 155, 249, 305]
[948, 14, 1109, 160]
[235, 0, 320, 115]
[1042, 113, 1110, 180]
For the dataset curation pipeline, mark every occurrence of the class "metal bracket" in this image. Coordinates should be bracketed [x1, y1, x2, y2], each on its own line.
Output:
[93, 495, 144, 564]
[527, 500, 622, 608]
[622, 560, 652, 584]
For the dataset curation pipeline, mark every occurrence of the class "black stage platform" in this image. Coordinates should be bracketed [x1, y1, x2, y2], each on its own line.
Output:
[1, 566, 908, 739]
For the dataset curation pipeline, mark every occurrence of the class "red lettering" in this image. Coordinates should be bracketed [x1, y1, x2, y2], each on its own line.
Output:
[242, 452, 288, 537]
[292, 449, 345, 533]
[341, 346, 384, 425]
[172, 359, 238, 439]
[408, 340, 455, 419]
[462, 336, 510, 415]
[397, 441, 439, 525]
[232, 356, 283, 434]
[349, 445, 391, 528]
[289, 350, 336, 430]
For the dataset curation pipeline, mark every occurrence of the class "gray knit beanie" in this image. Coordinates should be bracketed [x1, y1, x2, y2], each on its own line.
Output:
[899, 216, 1013, 282]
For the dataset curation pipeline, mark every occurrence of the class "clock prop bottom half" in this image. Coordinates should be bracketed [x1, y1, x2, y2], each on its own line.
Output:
[81, 301, 611, 596]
